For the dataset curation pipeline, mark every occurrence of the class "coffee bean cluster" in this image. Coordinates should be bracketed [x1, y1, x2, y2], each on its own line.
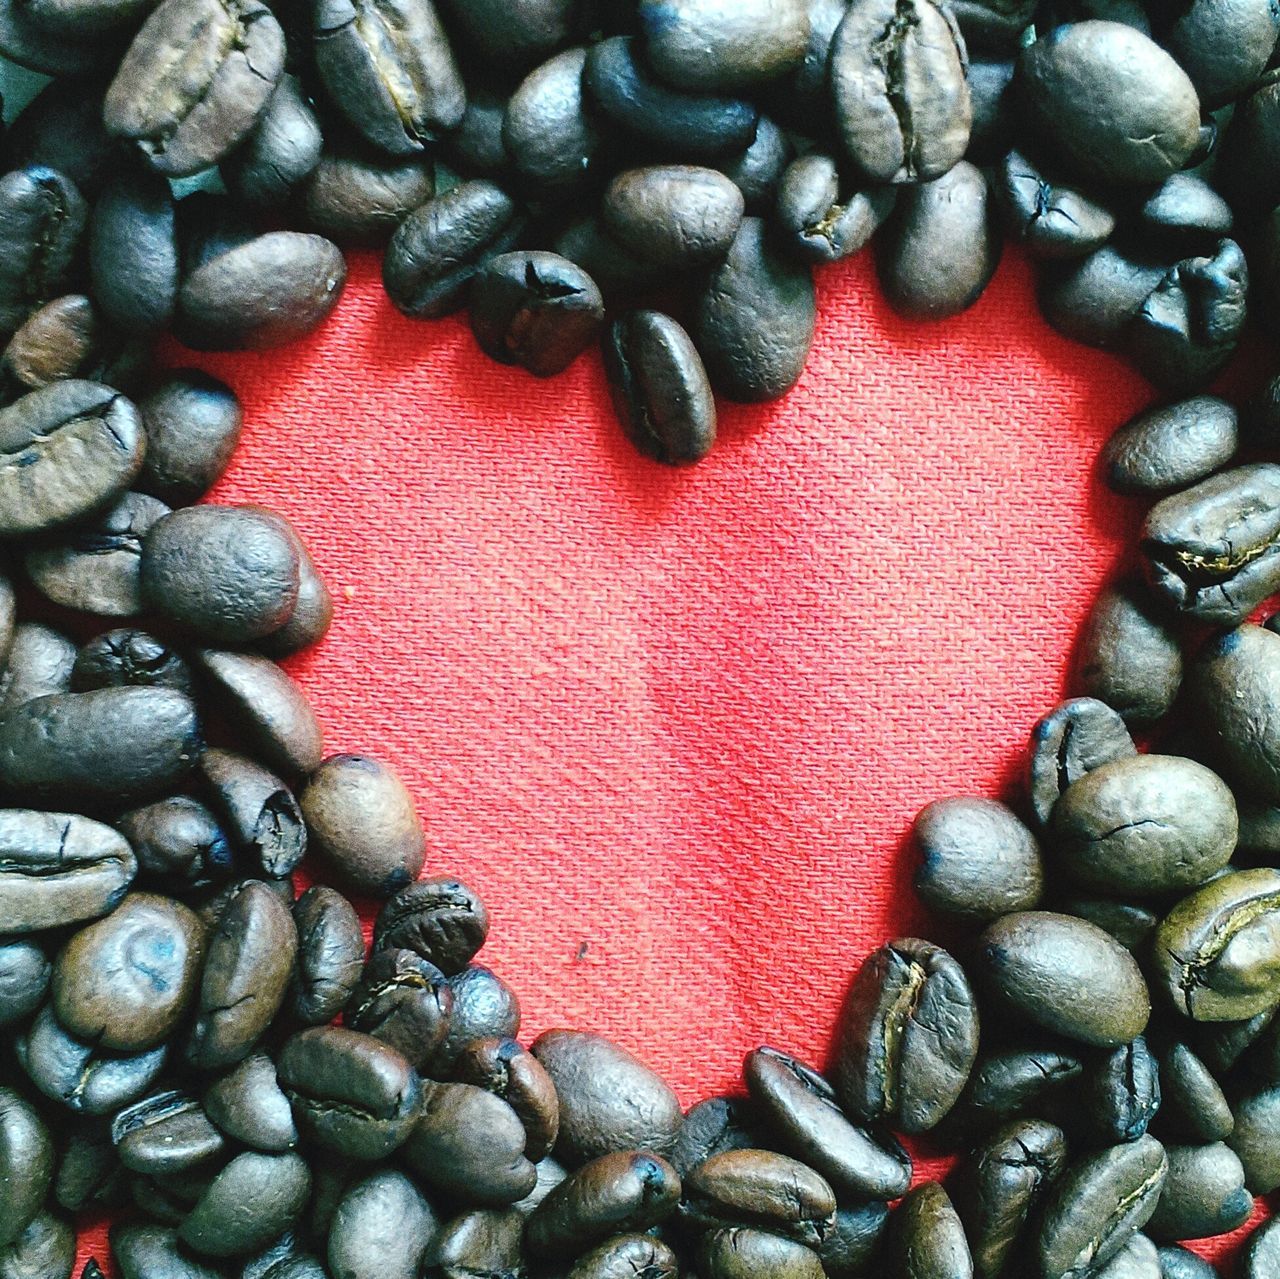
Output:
[0, 0, 1276, 1277]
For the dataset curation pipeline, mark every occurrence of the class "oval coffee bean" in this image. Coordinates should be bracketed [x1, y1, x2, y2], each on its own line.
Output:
[327, 1168, 437, 1279]
[291, 885, 364, 1026]
[1138, 174, 1234, 251]
[604, 310, 716, 467]
[374, 876, 488, 974]
[834, 937, 979, 1134]
[776, 154, 894, 264]
[996, 150, 1115, 260]
[1016, 21, 1202, 185]
[1088, 1037, 1161, 1145]
[72, 630, 191, 697]
[432, 963, 521, 1073]
[203, 1053, 297, 1152]
[682, 1149, 836, 1247]
[877, 161, 999, 319]
[1038, 246, 1169, 351]
[744, 1047, 911, 1199]
[887, 1182, 972, 1279]
[1154, 868, 1280, 1022]
[1243, 1219, 1280, 1278]
[977, 912, 1150, 1046]
[105, 0, 286, 177]
[0, 167, 87, 336]
[53, 894, 204, 1052]
[817, 1202, 891, 1279]
[313, 0, 465, 155]
[0, 943, 49, 1028]
[300, 754, 425, 897]
[1154, 1041, 1233, 1144]
[185, 880, 297, 1070]
[913, 797, 1043, 920]
[565, 1232, 678, 1279]
[504, 48, 606, 192]
[0, 810, 136, 933]
[0, 1090, 51, 1251]
[436, 0, 572, 70]
[224, 74, 324, 213]
[1051, 755, 1236, 896]
[1, 293, 141, 393]
[1162, 0, 1280, 108]
[1145, 1143, 1251, 1242]
[302, 147, 435, 248]
[277, 1025, 422, 1160]
[117, 796, 231, 892]
[344, 948, 451, 1069]
[136, 371, 242, 506]
[694, 217, 815, 403]
[111, 1091, 225, 1178]
[699, 1228, 824, 1279]
[0, 688, 199, 806]
[525, 1150, 682, 1259]
[0, 381, 145, 538]
[0, 1212, 74, 1279]
[453, 1038, 559, 1164]
[950, 1043, 1083, 1137]
[603, 167, 744, 269]
[532, 1028, 682, 1165]
[1096, 1235, 1160, 1279]
[1104, 396, 1238, 495]
[670, 1097, 762, 1179]
[830, 0, 971, 184]
[1226, 1083, 1280, 1194]
[1028, 698, 1136, 827]
[111, 1224, 224, 1279]
[1037, 1137, 1169, 1279]
[258, 528, 333, 659]
[719, 116, 792, 212]
[180, 1151, 310, 1257]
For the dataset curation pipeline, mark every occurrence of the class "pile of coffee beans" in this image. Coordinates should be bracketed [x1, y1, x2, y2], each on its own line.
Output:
[0, 0, 1277, 1276]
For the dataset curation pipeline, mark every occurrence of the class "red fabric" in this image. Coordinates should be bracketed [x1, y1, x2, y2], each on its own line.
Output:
[74, 246, 1271, 1273]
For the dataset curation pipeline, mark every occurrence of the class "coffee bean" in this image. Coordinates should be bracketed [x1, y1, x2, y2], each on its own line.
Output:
[1027, 698, 1137, 827]
[532, 1029, 682, 1165]
[203, 1053, 297, 1153]
[1243, 1219, 1280, 1279]
[835, 938, 978, 1134]
[996, 150, 1116, 259]
[0, 1089, 52, 1251]
[776, 154, 895, 264]
[136, 371, 243, 506]
[116, 796, 231, 892]
[1017, 22, 1202, 186]
[887, 1182, 972, 1279]
[699, 1228, 825, 1279]
[1161, 0, 1280, 109]
[374, 876, 488, 974]
[1095, 1235, 1160, 1279]
[951, 0, 1036, 49]
[436, 0, 574, 71]
[913, 797, 1043, 920]
[277, 1025, 422, 1160]
[1157, 1244, 1217, 1279]
[603, 310, 716, 466]
[681, 1149, 835, 1247]
[1226, 1082, 1280, 1195]
[977, 912, 1151, 1046]
[195, 748, 304, 879]
[383, 181, 524, 320]
[1154, 868, 1280, 1022]
[565, 1232, 678, 1279]
[1105, 396, 1238, 496]
[948, 1043, 1083, 1137]
[327, 1168, 437, 1279]
[1039, 246, 1169, 350]
[448, 90, 511, 177]
[1217, 70, 1280, 217]
[73, 630, 192, 696]
[454, 1038, 560, 1163]
[767, 0, 848, 125]
[0, 167, 86, 337]
[432, 964, 521, 1073]
[180, 1151, 310, 1257]
[1145, 1143, 1251, 1242]
[817, 1202, 890, 1278]
[1088, 1037, 1161, 1145]
[966, 58, 1017, 164]
[718, 116, 792, 213]
[693, 217, 815, 403]
[0, 0, 116, 74]
[1138, 174, 1234, 251]
[1153, 1041, 1233, 1144]
[258, 529, 333, 659]
[290, 885, 363, 1026]
[0, 1211, 74, 1279]
[2, 294, 144, 393]
[344, 948, 451, 1069]
[223, 75, 324, 213]
[302, 147, 436, 249]
[603, 167, 744, 268]
[111, 1090, 225, 1177]
[504, 48, 606, 192]
[110, 1224, 224, 1279]
[0, 943, 49, 1028]
[314, 0, 465, 155]
[670, 1097, 762, 1180]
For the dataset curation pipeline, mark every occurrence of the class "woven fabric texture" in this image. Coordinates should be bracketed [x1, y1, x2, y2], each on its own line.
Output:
[74, 246, 1270, 1271]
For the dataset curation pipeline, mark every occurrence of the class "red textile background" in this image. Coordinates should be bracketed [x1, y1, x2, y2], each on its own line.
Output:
[75, 246, 1272, 1272]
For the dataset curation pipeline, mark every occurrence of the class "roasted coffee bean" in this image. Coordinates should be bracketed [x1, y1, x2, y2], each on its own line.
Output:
[25, 492, 169, 618]
[816, 1202, 890, 1278]
[585, 37, 759, 160]
[1106, 396, 1238, 496]
[448, 90, 510, 176]
[6, 80, 115, 197]
[1039, 246, 1169, 350]
[683, 1148, 835, 1246]
[504, 48, 606, 192]
[469, 251, 604, 378]
[73, 630, 192, 695]
[0, 943, 49, 1028]
[116, 796, 231, 892]
[603, 310, 716, 466]
[436, 0, 573, 70]
[327, 1168, 437, 1279]
[952, 1119, 1067, 1279]
[433, 963, 521, 1072]
[886, 1182, 971, 1279]
[1153, 1041, 1232, 1143]
[223, 75, 323, 212]
[0, 810, 136, 933]
[950, 0, 1036, 49]
[603, 167, 743, 269]
[0, 381, 145, 539]
[1190, 625, 1280, 804]
[977, 912, 1150, 1046]
[1227, 1083, 1280, 1193]
[291, 885, 363, 1026]
[454, 1037, 559, 1162]
[1154, 868, 1280, 1022]
[180, 1151, 310, 1257]
[344, 948, 451, 1069]
[0, 1211, 74, 1279]
[514, 1155, 567, 1217]
[191, 650, 322, 779]
[110, 1224, 224, 1279]
[1195, 1008, 1277, 1076]
[564, 1231, 678, 1279]
[105, 0, 285, 176]
[300, 754, 425, 897]
[374, 877, 488, 973]
[1157, 1244, 1216, 1279]
[744, 1046, 911, 1199]
[136, 371, 243, 506]
[1, 294, 145, 393]
[719, 117, 792, 213]
[277, 1025, 422, 1160]
[525, 1150, 682, 1258]
[776, 154, 894, 265]
[830, 0, 971, 185]
[966, 57, 1016, 164]
[1129, 238, 1247, 392]
[384, 181, 523, 319]
[698, 1228, 824, 1279]
[532, 1028, 682, 1165]
[996, 151, 1116, 260]
[1089, 1037, 1161, 1145]
[258, 529, 333, 659]
[0, 167, 86, 337]
[185, 880, 297, 1070]
[1095, 1235, 1160, 1279]
[1037, 1137, 1168, 1279]
[175, 230, 346, 351]
[694, 217, 814, 403]
[0, 1089, 51, 1251]
[1145, 1143, 1251, 1241]
[18, 1004, 167, 1114]
[835, 938, 978, 1134]
[1138, 174, 1233, 251]
[313, 0, 465, 155]
[303, 147, 435, 248]
[949, 1043, 1083, 1135]
[1062, 896, 1159, 950]
[912, 797, 1043, 920]
[142, 505, 301, 644]
[1161, 0, 1280, 109]
[878, 162, 999, 319]
[111, 1090, 225, 1177]
[403, 1082, 537, 1205]
[203, 1053, 297, 1152]
[1051, 755, 1236, 896]
[1017, 22, 1202, 186]
[670, 1097, 761, 1179]
[53, 893, 204, 1052]
[1028, 698, 1138, 827]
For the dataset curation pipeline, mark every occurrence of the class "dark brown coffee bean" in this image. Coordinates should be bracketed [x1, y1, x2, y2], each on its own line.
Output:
[302, 147, 436, 248]
[817, 1202, 891, 1278]
[603, 167, 744, 269]
[0, 1089, 52, 1251]
[73, 630, 192, 697]
[327, 1168, 438, 1279]
[0, 622, 75, 715]
[1027, 697, 1136, 827]
[447, 89, 511, 176]
[344, 948, 451, 1069]
[949, 1043, 1083, 1138]
[504, 48, 606, 192]
[179, 1151, 310, 1257]
[1242, 1218, 1280, 1278]
[0, 167, 86, 338]
[603, 310, 716, 466]
[1039, 246, 1169, 350]
[1138, 174, 1234, 251]
[699, 1228, 824, 1279]
[0, 1211, 74, 1279]
[199, 748, 307, 880]
[1153, 1041, 1232, 1144]
[1161, 0, 1280, 108]
[258, 529, 333, 659]
[111, 1224, 224, 1279]
[291, 885, 364, 1026]
[776, 154, 895, 264]
[374, 876, 488, 974]
[718, 116, 792, 213]
[670, 1097, 762, 1179]
[996, 150, 1116, 259]
[1104, 396, 1237, 496]
[454, 1037, 560, 1162]
[136, 371, 243, 506]
[432, 963, 521, 1073]
[223, 75, 324, 213]
[116, 796, 231, 892]
[1, 294, 143, 393]
[565, 1232, 678, 1279]
[1144, 1143, 1251, 1242]
[0, 943, 50, 1028]
[111, 1091, 225, 1178]
[1227, 1083, 1280, 1194]
[1088, 1037, 1161, 1145]
[887, 1182, 972, 1279]
[436, 0, 574, 71]
[203, 1053, 297, 1152]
